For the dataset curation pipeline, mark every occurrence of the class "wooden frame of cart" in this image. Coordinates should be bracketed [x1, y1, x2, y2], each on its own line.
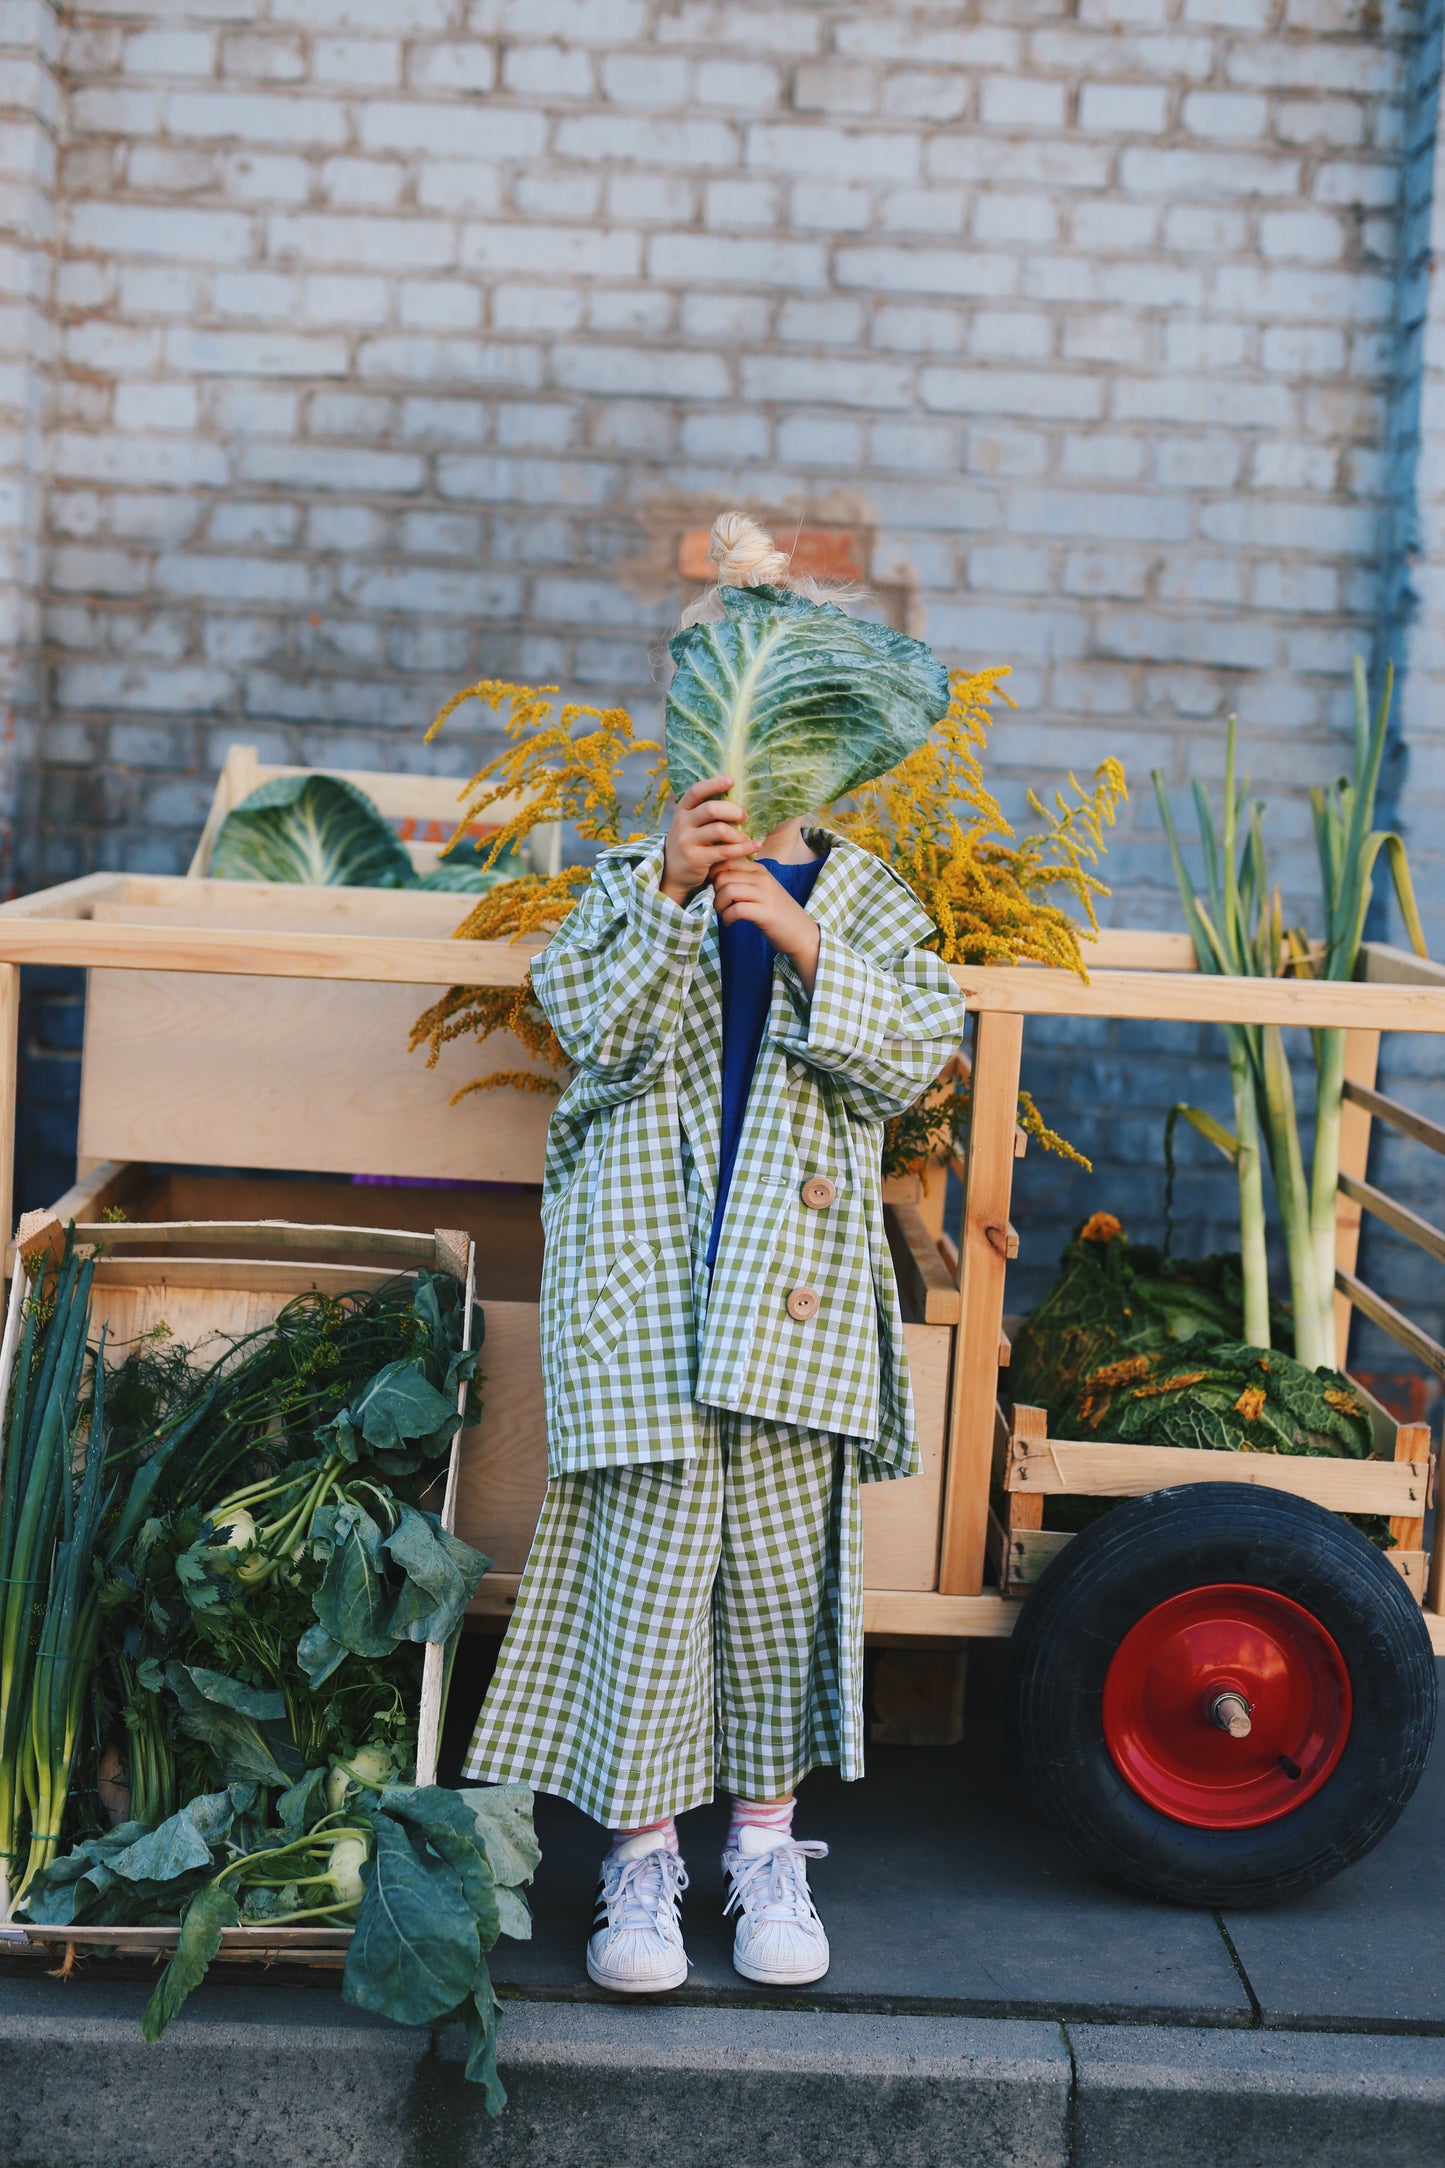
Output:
[0, 878, 1440, 1655]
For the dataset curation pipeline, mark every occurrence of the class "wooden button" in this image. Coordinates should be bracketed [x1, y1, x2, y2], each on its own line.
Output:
[786, 1285, 820, 1322]
[800, 1175, 836, 1210]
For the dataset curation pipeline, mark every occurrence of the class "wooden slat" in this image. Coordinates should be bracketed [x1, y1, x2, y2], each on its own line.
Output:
[886, 1199, 960, 1324]
[863, 1590, 1017, 1637]
[1005, 1432, 1432, 1515]
[1390, 1421, 1431, 1552]
[940, 1010, 1023, 1595]
[953, 965, 1445, 1033]
[16, 1923, 354, 1952]
[1082, 929, 1201, 972]
[1339, 1173, 1445, 1267]
[1336, 1268, 1445, 1380]
[1333, 1029, 1381, 1366]
[1342, 1079, 1445, 1161]
[90, 1256, 416, 1296]
[0, 919, 536, 987]
[0, 872, 124, 920]
[1001, 1529, 1428, 1603]
[73, 1219, 443, 1261]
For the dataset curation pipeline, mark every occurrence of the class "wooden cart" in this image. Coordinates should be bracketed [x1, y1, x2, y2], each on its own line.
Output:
[1, 880, 1442, 1906]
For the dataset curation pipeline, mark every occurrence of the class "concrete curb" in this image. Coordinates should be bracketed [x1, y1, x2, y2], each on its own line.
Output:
[5, 1979, 1445, 2166]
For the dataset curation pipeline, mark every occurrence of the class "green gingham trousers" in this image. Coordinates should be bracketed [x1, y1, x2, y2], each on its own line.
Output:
[463, 1406, 865, 1828]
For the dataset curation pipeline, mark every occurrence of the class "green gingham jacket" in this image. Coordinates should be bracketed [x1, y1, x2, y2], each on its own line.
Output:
[530, 825, 969, 1482]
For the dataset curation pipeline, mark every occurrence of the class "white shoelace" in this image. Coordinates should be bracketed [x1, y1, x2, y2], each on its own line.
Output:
[596, 1847, 690, 1943]
[723, 1838, 828, 1931]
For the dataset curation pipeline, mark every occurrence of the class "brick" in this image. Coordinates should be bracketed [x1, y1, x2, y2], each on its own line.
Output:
[588, 286, 673, 335]
[304, 273, 390, 324]
[1157, 553, 1244, 604]
[63, 318, 159, 372]
[122, 26, 215, 74]
[306, 390, 394, 436]
[1064, 311, 1155, 366]
[776, 295, 865, 344]
[416, 161, 503, 214]
[360, 100, 546, 156]
[515, 170, 604, 218]
[648, 230, 826, 288]
[869, 418, 962, 470]
[407, 40, 497, 93]
[881, 71, 971, 124]
[355, 336, 543, 387]
[606, 172, 696, 223]
[775, 413, 865, 466]
[321, 157, 406, 209]
[1227, 40, 1401, 94]
[881, 187, 965, 235]
[1062, 546, 1153, 599]
[1262, 323, 1348, 374]
[694, 59, 781, 109]
[312, 37, 402, 86]
[491, 284, 584, 333]
[705, 177, 779, 228]
[1213, 262, 1393, 321]
[1261, 207, 1347, 261]
[1114, 371, 1294, 428]
[1060, 431, 1144, 483]
[1072, 198, 1158, 249]
[463, 222, 641, 277]
[1120, 145, 1299, 197]
[1182, 90, 1270, 141]
[1252, 440, 1340, 491]
[794, 62, 877, 115]
[679, 290, 771, 340]
[338, 564, 522, 614]
[270, 0, 450, 26]
[552, 343, 731, 398]
[741, 351, 912, 408]
[979, 191, 1057, 247]
[1312, 158, 1400, 209]
[837, 244, 1016, 299]
[165, 90, 349, 146]
[1275, 95, 1368, 148]
[51, 431, 229, 487]
[681, 407, 770, 458]
[653, 3, 821, 54]
[501, 42, 594, 97]
[215, 150, 311, 204]
[1252, 559, 1340, 611]
[164, 325, 350, 377]
[209, 500, 300, 547]
[69, 199, 252, 260]
[56, 659, 233, 711]
[492, 401, 575, 448]
[969, 541, 1054, 594]
[219, 31, 307, 81]
[971, 309, 1053, 360]
[1163, 203, 1247, 252]
[555, 112, 739, 166]
[213, 268, 298, 317]
[979, 76, 1067, 129]
[306, 503, 387, 549]
[789, 180, 871, 231]
[1155, 435, 1244, 488]
[1198, 497, 1375, 554]
[238, 441, 424, 491]
[874, 303, 963, 354]
[465, 0, 648, 42]
[600, 52, 691, 105]
[400, 279, 483, 331]
[745, 122, 919, 182]
[1079, 81, 1170, 133]
[923, 367, 1103, 421]
[268, 211, 455, 269]
[113, 381, 198, 431]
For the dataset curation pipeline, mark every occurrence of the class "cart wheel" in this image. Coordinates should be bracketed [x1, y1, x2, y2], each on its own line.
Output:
[1008, 1483, 1437, 1907]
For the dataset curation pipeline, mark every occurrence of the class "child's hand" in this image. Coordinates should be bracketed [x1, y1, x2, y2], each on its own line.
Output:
[661, 777, 756, 904]
[713, 859, 822, 998]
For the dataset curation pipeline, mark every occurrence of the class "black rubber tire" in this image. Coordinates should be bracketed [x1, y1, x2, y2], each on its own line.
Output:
[1008, 1482, 1437, 1907]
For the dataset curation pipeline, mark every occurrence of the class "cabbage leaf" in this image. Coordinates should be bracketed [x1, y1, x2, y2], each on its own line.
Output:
[665, 583, 950, 839]
[210, 774, 416, 888]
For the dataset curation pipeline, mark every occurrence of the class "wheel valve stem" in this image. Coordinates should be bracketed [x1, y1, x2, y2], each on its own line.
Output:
[1210, 1692, 1253, 1740]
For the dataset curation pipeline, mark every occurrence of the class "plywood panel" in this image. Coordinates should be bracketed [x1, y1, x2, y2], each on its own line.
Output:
[454, 1302, 548, 1588]
[860, 1321, 950, 1590]
[78, 967, 554, 1182]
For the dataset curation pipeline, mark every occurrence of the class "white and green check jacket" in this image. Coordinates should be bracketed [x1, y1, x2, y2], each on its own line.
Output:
[530, 825, 969, 1483]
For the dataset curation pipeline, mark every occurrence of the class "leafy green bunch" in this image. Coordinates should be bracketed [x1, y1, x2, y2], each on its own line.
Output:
[25, 1774, 539, 2114]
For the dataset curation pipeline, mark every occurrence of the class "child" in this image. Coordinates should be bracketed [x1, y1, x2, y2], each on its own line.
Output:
[464, 512, 969, 1992]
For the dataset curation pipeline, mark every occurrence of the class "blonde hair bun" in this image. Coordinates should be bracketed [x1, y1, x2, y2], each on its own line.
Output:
[708, 510, 791, 588]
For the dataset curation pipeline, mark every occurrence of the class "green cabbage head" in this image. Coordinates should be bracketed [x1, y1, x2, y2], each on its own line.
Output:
[211, 774, 416, 888]
[665, 584, 951, 840]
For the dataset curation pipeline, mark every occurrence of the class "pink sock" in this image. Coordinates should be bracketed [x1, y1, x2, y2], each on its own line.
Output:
[609, 1814, 679, 1856]
[727, 1796, 794, 1850]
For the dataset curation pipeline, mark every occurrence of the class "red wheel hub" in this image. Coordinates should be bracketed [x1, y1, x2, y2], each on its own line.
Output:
[1101, 1583, 1352, 1829]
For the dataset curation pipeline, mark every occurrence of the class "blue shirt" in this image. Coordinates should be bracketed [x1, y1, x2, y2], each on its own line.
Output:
[706, 852, 825, 1270]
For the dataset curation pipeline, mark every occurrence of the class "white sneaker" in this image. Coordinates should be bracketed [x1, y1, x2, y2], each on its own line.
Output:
[586, 1835, 690, 1994]
[722, 1826, 831, 1986]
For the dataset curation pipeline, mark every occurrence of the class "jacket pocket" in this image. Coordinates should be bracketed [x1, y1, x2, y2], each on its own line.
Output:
[575, 1237, 660, 1364]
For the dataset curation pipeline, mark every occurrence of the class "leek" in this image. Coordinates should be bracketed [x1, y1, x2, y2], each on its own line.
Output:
[1303, 658, 1428, 1362]
[0, 1240, 96, 1921]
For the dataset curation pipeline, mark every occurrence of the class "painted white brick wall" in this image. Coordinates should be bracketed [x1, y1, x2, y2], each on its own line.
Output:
[9, 0, 1445, 1348]
[18, 0, 1416, 904]
[1, 0, 61, 884]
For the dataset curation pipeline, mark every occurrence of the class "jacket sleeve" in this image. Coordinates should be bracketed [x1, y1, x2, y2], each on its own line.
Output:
[773, 929, 969, 1124]
[530, 837, 709, 1099]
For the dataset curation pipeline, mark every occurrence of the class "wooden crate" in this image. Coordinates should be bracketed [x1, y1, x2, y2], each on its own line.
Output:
[2, 1210, 476, 1960]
